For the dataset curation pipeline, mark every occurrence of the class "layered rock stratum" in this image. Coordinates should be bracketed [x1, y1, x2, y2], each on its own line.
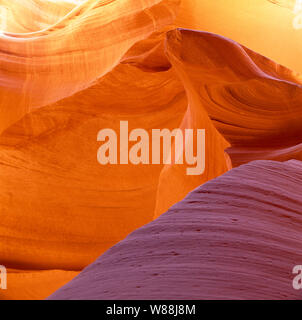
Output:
[0, 0, 301, 299]
[49, 160, 302, 300]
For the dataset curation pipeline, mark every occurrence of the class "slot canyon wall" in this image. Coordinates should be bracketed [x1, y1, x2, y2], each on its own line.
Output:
[0, 0, 301, 299]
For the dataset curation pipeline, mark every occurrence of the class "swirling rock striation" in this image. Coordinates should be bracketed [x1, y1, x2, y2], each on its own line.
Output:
[49, 160, 302, 300]
[1, 1, 302, 299]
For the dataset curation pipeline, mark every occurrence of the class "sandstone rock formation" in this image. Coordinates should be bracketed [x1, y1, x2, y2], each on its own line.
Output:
[0, 0, 302, 299]
[49, 160, 302, 300]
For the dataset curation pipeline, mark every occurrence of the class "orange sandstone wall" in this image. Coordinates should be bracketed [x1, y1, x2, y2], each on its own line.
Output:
[0, 0, 301, 299]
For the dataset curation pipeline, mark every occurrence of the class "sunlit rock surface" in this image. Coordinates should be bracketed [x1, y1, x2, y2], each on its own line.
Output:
[164, 29, 302, 171]
[0, 0, 180, 134]
[0, 0, 302, 299]
[176, 0, 302, 74]
[49, 160, 302, 300]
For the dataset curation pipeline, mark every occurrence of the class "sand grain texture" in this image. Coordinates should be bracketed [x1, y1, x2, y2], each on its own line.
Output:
[49, 160, 302, 300]
[1, 0, 302, 299]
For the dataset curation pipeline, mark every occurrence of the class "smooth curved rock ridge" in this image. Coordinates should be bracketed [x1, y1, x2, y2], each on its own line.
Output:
[1, 1, 302, 300]
[0, 0, 181, 300]
[49, 160, 302, 300]
[0, 63, 187, 272]
[176, 0, 302, 74]
[153, 27, 302, 217]
[166, 29, 302, 158]
[0, 0, 180, 134]
[0, 0, 82, 33]
[165, 28, 302, 150]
